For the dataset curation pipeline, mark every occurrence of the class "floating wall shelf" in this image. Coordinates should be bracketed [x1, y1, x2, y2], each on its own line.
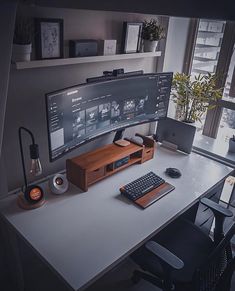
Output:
[14, 51, 162, 70]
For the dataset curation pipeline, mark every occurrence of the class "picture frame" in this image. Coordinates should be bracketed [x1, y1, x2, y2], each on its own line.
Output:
[35, 18, 64, 60]
[121, 22, 143, 54]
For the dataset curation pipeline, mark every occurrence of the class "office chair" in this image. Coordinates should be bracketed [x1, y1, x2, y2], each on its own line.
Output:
[131, 198, 235, 291]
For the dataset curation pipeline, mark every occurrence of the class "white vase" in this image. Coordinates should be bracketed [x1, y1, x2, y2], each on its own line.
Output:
[228, 138, 235, 153]
[12, 43, 32, 62]
[143, 40, 158, 52]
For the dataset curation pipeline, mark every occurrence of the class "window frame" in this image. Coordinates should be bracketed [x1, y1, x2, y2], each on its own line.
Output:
[185, 20, 235, 138]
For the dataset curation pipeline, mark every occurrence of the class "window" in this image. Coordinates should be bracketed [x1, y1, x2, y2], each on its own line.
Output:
[187, 20, 235, 142]
[191, 19, 225, 78]
[223, 44, 235, 103]
[218, 108, 235, 141]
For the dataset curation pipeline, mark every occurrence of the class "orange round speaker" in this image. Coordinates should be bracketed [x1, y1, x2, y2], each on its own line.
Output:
[24, 185, 44, 204]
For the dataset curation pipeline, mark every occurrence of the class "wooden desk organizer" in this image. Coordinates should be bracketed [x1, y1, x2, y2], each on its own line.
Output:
[66, 134, 155, 191]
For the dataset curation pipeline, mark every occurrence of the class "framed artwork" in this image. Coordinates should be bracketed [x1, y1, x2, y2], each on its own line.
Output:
[35, 18, 64, 60]
[121, 22, 142, 54]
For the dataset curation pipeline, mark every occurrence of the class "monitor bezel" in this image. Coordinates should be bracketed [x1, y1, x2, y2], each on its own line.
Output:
[45, 73, 172, 162]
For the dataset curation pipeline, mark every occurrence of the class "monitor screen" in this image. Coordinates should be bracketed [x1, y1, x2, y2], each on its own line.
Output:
[46, 72, 173, 161]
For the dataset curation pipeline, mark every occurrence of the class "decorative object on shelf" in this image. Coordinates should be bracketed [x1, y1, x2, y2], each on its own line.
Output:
[121, 22, 142, 54]
[228, 135, 235, 153]
[142, 19, 165, 52]
[18, 127, 45, 209]
[69, 39, 98, 57]
[171, 72, 222, 123]
[35, 18, 63, 60]
[49, 174, 69, 195]
[12, 16, 33, 62]
[99, 39, 117, 55]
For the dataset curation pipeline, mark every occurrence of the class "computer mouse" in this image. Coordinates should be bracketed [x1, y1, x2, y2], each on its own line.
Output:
[165, 168, 182, 178]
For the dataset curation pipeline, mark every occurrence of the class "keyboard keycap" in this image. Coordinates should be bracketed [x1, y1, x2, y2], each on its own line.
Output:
[120, 171, 165, 201]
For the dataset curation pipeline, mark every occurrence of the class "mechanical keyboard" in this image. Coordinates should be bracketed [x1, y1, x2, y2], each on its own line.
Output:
[120, 171, 175, 208]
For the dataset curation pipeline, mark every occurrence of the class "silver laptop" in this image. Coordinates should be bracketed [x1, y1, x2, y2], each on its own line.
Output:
[156, 117, 196, 154]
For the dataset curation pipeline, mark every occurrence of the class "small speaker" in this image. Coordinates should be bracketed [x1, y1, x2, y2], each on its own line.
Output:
[49, 174, 69, 195]
[69, 40, 98, 57]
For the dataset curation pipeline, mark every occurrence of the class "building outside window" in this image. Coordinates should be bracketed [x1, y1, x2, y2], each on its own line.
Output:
[218, 45, 235, 141]
[188, 19, 235, 219]
[191, 19, 225, 78]
[188, 19, 235, 144]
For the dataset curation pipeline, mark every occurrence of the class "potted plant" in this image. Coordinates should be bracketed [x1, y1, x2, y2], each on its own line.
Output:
[142, 19, 165, 52]
[12, 16, 33, 62]
[228, 135, 235, 153]
[171, 72, 222, 123]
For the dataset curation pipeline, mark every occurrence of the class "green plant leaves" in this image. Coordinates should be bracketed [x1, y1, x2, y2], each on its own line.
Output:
[14, 16, 33, 45]
[142, 19, 165, 41]
[171, 72, 223, 122]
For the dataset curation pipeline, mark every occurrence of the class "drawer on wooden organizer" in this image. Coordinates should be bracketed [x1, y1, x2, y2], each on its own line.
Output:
[142, 148, 154, 163]
[87, 167, 105, 184]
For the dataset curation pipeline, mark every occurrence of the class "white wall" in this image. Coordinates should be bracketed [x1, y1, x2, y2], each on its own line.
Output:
[3, 6, 167, 191]
[163, 17, 191, 73]
[0, 2, 17, 197]
[149, 16, 191, 134]
[163, 17, 191, 118]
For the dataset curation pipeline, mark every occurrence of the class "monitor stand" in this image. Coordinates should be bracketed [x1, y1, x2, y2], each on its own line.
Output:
[161, 140, 178, 151]
[113, 129, 130, 147]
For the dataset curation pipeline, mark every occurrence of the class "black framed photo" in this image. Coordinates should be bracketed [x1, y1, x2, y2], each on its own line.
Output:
[35, 18, 64, 60]
[121, 22, 142, 54]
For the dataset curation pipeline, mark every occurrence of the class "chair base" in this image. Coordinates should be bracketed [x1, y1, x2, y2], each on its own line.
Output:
[132, 270, 174, 291]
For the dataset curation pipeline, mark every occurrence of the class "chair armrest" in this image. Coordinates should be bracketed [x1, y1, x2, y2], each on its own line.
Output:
[201, 198, 233, 243]
[200, 198, 233, 218]
[145, 241, 184, 270]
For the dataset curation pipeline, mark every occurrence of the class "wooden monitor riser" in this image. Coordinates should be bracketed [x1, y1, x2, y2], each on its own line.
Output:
[66, 134, 155, 191]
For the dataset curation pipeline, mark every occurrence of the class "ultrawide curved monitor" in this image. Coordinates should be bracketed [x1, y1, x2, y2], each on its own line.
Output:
[46, 72, 173, 161]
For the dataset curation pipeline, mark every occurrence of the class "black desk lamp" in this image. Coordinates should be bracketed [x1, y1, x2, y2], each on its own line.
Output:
[18, 127, 44, 206]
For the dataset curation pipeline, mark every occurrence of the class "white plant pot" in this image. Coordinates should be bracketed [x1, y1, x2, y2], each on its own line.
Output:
[228, 138, 235, 153]
[12, 43, 32, 62]
[143, 40, 158, 52]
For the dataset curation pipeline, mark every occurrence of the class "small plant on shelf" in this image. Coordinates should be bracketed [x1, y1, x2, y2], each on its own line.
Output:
[12, 16, 33, 62]
[142, 19, 165, 52]
[142, 19, 165, 41]
[171, 72, 222, 123]
[13, 16, 33, 45]
[229, 135, 235, 153]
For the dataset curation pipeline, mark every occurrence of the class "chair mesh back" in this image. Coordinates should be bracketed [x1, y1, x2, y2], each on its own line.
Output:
[193, 224, 235, 291]
[195, 246, 232, 291]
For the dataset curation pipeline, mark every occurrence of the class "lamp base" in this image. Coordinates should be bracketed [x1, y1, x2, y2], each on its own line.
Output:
[17, 192, 46, 210]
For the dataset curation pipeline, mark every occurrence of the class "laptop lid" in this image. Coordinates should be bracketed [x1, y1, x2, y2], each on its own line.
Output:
[156, 117, 196, 154]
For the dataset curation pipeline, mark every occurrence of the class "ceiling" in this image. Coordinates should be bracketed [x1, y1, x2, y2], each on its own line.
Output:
[20, 0, 235, 20]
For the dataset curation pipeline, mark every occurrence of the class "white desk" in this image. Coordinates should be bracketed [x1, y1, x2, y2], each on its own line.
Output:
[0, 146, 233, 291]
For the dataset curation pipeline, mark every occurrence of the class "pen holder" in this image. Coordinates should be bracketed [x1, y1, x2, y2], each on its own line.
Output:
[228, 138, 235, 153]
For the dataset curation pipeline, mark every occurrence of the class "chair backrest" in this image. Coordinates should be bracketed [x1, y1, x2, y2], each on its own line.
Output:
[193, 223, 235, 291]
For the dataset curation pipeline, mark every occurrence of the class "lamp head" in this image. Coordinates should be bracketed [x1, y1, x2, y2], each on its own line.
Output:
[29, 144, 42, 176]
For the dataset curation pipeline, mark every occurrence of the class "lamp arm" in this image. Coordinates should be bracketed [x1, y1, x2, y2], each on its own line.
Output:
[18, 127, 36, 189]
[19, 126, 36, 144]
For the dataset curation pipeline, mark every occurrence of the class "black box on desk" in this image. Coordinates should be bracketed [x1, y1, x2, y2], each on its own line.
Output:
[69, 40, 98, 57]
